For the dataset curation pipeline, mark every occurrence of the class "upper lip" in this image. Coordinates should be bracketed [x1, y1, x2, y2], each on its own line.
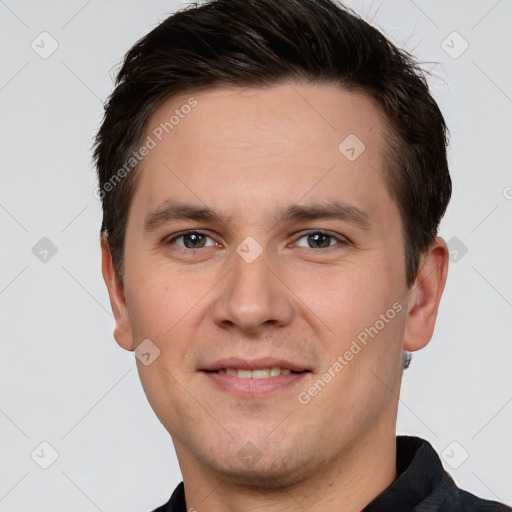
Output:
[201, 357, 309, 372]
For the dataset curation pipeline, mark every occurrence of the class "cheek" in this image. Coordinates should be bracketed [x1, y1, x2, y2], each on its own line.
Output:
[298, 262, 405, 370]
[124, 258, 204, 340]
[125, 272, 199, 423]
[295, 263, 390, 329]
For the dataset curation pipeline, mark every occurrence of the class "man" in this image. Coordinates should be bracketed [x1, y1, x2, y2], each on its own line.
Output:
[93, 0, 511, 510]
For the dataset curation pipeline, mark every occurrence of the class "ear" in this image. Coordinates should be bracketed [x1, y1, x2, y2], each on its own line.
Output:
[403, 237, 449, 352]
[101, 234, 134, 351]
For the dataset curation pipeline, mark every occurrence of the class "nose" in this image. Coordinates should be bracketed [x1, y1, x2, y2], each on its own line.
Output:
[210, 244, 295, 334]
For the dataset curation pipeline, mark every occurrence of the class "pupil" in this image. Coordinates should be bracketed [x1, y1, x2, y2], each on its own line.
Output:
[310, 233, 329, 248]
[185, 233, 204, 248]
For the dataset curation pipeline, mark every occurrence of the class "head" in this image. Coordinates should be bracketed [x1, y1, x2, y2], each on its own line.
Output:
[94, 0, 450, 491]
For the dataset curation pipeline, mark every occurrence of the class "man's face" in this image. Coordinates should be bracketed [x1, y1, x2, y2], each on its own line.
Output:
[118, 82, 412, 486]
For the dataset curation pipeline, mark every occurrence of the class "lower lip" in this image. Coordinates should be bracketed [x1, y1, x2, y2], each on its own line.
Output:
[202, 371, 309, 397]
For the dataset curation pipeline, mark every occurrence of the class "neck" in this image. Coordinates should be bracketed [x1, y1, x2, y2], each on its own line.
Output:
[176, 426, 397, 512]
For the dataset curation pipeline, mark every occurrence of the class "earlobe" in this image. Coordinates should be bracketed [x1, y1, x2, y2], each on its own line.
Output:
[100, 235, 135, 352]
[403, 237, 449, 352]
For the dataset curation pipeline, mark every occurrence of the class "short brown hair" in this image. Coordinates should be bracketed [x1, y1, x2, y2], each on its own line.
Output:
[93, 0, 451, 294]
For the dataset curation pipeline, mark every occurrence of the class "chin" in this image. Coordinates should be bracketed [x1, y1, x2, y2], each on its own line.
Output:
[206, 447, 318, 490]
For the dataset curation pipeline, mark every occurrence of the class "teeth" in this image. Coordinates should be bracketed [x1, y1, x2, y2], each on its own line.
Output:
[252, 369, 270, 379]
[217, 367, 293, 378]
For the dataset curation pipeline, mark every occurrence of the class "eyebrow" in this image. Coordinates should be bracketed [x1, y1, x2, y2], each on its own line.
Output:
[143, 199, 373, 233]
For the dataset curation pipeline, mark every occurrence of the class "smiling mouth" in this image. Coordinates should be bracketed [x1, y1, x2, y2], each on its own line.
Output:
[204, 368, 309, 379]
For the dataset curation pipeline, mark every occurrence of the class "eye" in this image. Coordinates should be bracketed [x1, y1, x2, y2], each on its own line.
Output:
[292, 231, 349, 249]
[167, 231, 218, 249]
[165, 230, 349, 251]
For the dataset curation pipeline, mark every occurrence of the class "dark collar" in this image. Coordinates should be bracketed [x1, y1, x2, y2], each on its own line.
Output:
[153, 435, 511, 511]
[364, 436, 510, 511]
[364, 435, 451, 510]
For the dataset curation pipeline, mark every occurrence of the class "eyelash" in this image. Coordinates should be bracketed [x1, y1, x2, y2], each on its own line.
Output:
[165, 230, 350, 251]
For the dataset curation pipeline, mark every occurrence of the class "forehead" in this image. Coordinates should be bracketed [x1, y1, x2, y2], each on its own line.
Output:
[133, 81, 395, 228]
[145, 81, 385, 155]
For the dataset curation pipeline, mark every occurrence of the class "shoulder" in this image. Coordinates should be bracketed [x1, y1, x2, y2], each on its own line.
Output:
[404, 436, 512, 512]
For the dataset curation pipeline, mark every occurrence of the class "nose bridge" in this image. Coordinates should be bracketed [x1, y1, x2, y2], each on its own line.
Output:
[211, 241, 294, 332]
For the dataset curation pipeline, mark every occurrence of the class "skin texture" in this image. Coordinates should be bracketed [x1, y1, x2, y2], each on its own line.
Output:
[101, 81, 449, 512]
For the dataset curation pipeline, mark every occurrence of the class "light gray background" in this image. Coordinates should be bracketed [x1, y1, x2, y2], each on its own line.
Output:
[1, 0, 511, 510]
